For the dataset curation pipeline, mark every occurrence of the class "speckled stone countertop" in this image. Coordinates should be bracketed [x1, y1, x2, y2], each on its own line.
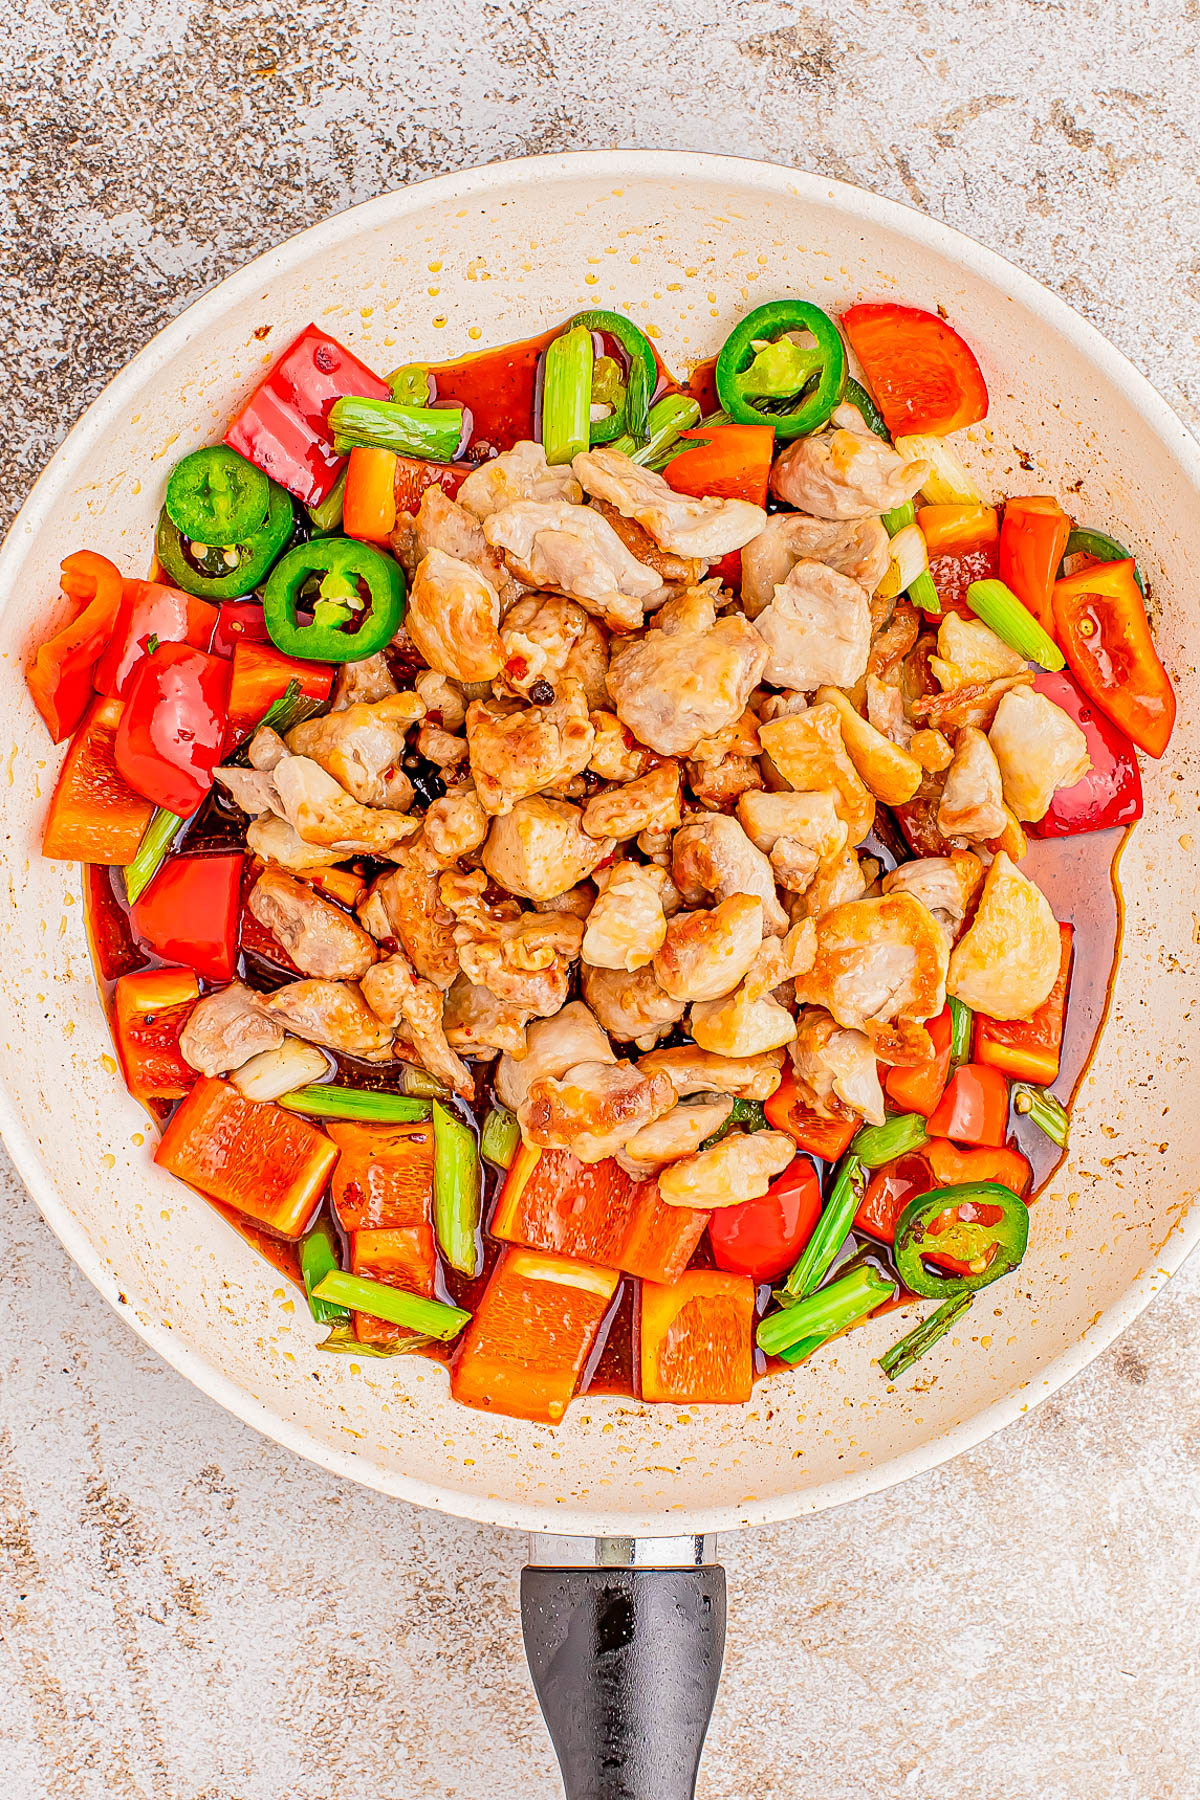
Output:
[3, 5, 1200, 1797]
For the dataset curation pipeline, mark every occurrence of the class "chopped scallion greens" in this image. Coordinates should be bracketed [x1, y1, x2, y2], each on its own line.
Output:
[1013, 1083, 1070, 1148]
[433, 1101, 481, 1277]
[277, 1086, 432, 1123]
[612, 393, 701, 466]
[541, 324, 594, 464]
[123, 807, 185, 904]
[780, 1154, 866, 1302]
[328, 396, 464, 462]
[300, 1216, 350, 1325]
[852, 1111, 929, 1168]
[878, 1290, 973, 1380]
[948, 996, 973, 1067]
[967, 578, 1066, 670]
[479, 1104, 521, 1170]
[758, 1261, 894, 1361]
[311, 1271, 470, 1341]
[306, 464, 346, 534]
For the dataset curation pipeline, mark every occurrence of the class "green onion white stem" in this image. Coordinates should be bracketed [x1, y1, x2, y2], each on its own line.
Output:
[541, 325, 594, 464]
[967, 578, 1065, 670]
[896, 432, 987, 505]
[230, 1038, 331, 1104]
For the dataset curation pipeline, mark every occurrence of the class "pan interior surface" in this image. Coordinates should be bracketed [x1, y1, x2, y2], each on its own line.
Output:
[1, 151, 1197, 1535]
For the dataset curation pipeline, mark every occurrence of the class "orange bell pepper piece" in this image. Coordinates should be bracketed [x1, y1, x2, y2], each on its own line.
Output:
[640, 1270, 756, 1405]
[451, 1248, 619, 1424]
[225, 640, 334, 743]
[1052, 559, 1176, 758]
[155, 1076, 338, 1238]
[841, 304, 989, 436]
[998, 496, 1073, 634]
[975, 924, 1073, 1084]
[42, 696, 155, 864]
[764, 1070, 857, 1161]
[884, 1004, 953, 1117]
[27, 551, 124, 742]
[112, 965, 200, 1104]
[917, 505, 999, 558]
[349, 1224, 438, 1346]
[343, 447, 399, 545]
[325, 1119, 434, 1232]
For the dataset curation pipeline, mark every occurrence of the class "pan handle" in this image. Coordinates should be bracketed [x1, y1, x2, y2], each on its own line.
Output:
[522, 1535, 725, 1800]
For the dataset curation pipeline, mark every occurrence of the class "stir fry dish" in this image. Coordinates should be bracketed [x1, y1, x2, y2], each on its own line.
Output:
[28, 296, 1176, 1424]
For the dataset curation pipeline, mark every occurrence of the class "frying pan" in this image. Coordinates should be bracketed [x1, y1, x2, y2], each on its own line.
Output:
[2, 151, 1198, 1798]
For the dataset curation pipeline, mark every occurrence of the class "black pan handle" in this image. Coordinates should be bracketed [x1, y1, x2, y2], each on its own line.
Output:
[522, 1538, 726, 1800]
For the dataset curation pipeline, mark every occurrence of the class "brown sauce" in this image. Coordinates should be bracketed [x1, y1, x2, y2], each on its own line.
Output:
[77, 326, 1131, 1403]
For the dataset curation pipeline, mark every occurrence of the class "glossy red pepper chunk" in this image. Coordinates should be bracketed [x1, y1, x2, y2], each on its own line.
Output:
[1027, 669, 1143, 837]
[225, 325, 390, 508]
[94, 580, 219, 699]
[114, 643, 231, 816]
[884, 1004, 953, 1117]
[925, 1063, 1009, 1148]
[131, 852, 243, 983]
[26, 551, 125, 742]
[209, 601, 272, 659]
[709, 1155, 821, 1282]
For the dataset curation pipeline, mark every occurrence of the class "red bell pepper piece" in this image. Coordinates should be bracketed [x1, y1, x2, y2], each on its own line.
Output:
[1051, 558, 1176, 759]
[112, 965, 200, 1104]
[209, 601, 272, 660]
[840, 304, 989, 436]
[709, 1155, 821, 1281]
[927, 543, 999, 619]
[226, 639, 334, 744]
[998, 497, 1073, 635]
[884, 1004, 953, 1117]
[225, 324, 390, 508]
[115, 643, 230, 816]
[925, 1063, 1009, 1147]
[856, 1141, 1032, 1244]
[764, 1070, 857, 1161]
[665, 425, 776, 589]
[392, 454, 468, 515]
[42, 697, 155, 864]
[1027, 670, 1142, 837]
[155, 1075, 337, 1238]
[130, 852, 242, 982]
[27, 551, 125, 742]
[94, 581, 219, 699]
[975, 924, 1073, 1085]
[640, 1271, 756, 1405]
[451, 1248, 620, 1424]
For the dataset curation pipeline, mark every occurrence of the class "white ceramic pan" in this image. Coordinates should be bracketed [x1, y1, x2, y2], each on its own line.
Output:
[2, 152, 1198, 1797]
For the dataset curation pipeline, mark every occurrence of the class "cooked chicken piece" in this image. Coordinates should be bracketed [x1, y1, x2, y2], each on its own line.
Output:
[737, 788, 847, 862]
[455, 439, 583, 519]
[365, 857, 459, 989]
[757, 690, 810, 726]
[533, 881, 597, 920]
[485, 499, 661, 631]
[767, 840, 820, 895]
[574, 446, 767, 558]
[789, 1008, 885, 1126]
[752, 559, 872, 690]
[657, 1129, 796, 1209]
[406, 548, 504, 684]
[671, 813, 789, 936]
[687, 754, 764, 810]
[481, 796, 614, 902]
[910, 728, 954, 773]
[988, 685, 1091, 823]
[588, 498, 703, 588]
[451, 883, 585, 1016]
[588, 710, 649, 781]
[331, 652, 398, 711]
[495, 594, 610, 709]
[690, 710, 762, 765]
[605, 587, 768, 757]
[493, 1000, 616, 1114]
[867, 603, 922, 683]
[930, 614, 1028, 690]
[758, 705, 875, 847]
[520, 1059, 677, 1163]
[638, 1044, 784, 1101]
[614, 1099, 735, 1178]
[420, 788, 489, 863]
[652, 895, 764, 1002]
[416, 724, 469, 769]
[442, 975, 532, 1058]
[404, 483, 517, 602]
[882, 853, 984, 946]
[359, 952, 474, 1099]
[690, 983, 798, 1058]
[770, 402, 930, 520]
[582, 761, 682, 842]
[796, 845, 869, 921]
[466, 679, 595, 815]
[179, 981, 285, 1078]
[214, 764, 281, 817]
[814, 685, 923, 806]
[414, 669, 467, 731]
[581, 862, 668, 972]
[937, 727, 1007, 840]
[912, 671, 1034, 734]
[948, 851, 1061, 1019]
[793, 893, 949, 1062]
[248, 725, 289, 771]
[261, 980, 394, 1060]
[248, 869, 378, 981]
[741, 512, 891, 618]
[286, 693, 422, 810]
[581, 962, 688, 1048]
[244, 815, 345, 872]
[739, 919, 818, 1001]
[271, 756, 420, 857]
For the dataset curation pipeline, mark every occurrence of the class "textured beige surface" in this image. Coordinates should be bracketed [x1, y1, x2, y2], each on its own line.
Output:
[3, 3, 1200, 1797]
